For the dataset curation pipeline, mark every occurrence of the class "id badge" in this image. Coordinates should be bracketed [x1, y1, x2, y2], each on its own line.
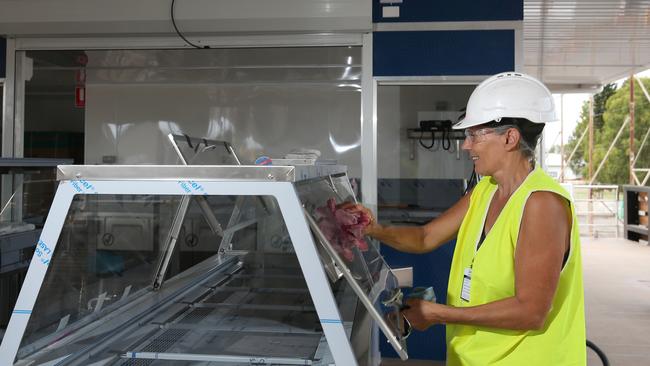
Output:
[460, 268, 472, 302]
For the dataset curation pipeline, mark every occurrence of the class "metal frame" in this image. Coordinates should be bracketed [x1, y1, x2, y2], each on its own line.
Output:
[361, 33, 377, 213]
[571, 184, 622, 238]
[304, 210, 407, 360]
[13, 34, 364, 51]
[1, 39, 16, 223]
[167, 133, 240, 165]
[151, 134, 236, 289]
[632, 76, 650, 186]
[0, 168, 358, 365]
[2, 38, 16, 158]
[56, 164, 347, 182]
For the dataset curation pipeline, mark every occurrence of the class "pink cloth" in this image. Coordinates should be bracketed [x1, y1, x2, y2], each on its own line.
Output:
[315, 198, 370, 262]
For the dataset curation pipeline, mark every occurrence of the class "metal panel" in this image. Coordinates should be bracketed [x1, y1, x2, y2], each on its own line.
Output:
[524, 0, 650, 91]
[14, 34, 364, 51]
[0, 0, 371, 37]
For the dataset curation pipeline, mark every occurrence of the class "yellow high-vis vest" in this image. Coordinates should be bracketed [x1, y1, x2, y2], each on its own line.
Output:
[446, 168, 586, 365]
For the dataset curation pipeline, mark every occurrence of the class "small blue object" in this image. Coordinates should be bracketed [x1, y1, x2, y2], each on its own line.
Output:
[407, 286, 436, 302]
[255, 156, 272, 165]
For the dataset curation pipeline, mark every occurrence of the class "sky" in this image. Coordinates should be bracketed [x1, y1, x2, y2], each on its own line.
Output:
[543, 68, 650, 153]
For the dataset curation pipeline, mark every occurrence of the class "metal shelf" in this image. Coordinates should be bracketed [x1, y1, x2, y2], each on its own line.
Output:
[406, 128, 465, 140]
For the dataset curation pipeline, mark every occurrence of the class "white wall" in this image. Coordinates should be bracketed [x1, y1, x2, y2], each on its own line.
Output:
[377, 85, 475, 179]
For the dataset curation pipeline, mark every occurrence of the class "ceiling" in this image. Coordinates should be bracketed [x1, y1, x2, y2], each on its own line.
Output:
[524, 0, 650, 92]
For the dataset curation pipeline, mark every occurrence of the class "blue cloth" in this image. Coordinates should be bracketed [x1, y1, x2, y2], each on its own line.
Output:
[407, 286, 436, 303]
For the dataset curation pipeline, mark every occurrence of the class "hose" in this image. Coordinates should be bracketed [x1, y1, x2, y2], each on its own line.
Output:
[586, 339, 609, 366]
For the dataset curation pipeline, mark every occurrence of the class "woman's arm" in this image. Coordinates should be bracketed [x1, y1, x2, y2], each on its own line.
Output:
[347, 191, 471, 254]
[403, 191, 571, 330]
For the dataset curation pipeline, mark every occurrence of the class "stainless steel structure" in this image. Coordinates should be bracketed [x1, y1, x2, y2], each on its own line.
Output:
[0, 164, 409, 365]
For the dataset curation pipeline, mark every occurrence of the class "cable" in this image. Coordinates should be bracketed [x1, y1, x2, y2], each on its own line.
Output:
[442, 127, 451, 150]
[171, 0, 209, 49]
[463, 169, 477, 196]
[183, 133, 195, 150]
[418, 129, 435, 149]
[586, 339, 609, 366]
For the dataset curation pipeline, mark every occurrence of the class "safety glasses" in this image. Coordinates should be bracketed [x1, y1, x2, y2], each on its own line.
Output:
[464, 125, 516, 143]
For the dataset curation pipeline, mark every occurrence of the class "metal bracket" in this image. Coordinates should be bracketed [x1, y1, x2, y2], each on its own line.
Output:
[152, 195, 191, 290]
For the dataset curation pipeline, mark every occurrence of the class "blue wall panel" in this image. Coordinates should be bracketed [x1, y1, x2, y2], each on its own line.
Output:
[1, 38, 5, 79]
[373, 0, 523, 23]
[379, 240, 456, 360]
[373, 30, 514, 77]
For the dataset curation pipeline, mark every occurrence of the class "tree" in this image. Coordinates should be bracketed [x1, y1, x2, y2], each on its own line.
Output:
[565, 79, 650, 185]
[565, 83, 616, 179]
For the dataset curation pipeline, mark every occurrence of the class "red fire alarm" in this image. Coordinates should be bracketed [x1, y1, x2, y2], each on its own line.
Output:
[75, 86, 85, 108]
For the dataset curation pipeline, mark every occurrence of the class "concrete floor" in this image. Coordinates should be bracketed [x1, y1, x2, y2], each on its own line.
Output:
[383, 236, 650, 366]
[583, 237, 650, 366]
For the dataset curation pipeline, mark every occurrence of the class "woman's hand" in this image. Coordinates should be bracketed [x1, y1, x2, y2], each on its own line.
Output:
[339, 202, 379, 235]
[401, 298, 446, 331]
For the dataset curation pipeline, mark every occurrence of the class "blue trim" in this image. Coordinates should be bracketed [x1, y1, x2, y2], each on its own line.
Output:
[373, 0, 523, 23]
[319, 318, 342, 324]
[373, 30, 515, 76]
[12, 310, 32, 314]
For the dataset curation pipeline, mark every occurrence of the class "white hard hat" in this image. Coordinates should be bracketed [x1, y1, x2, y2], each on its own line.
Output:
[453, 72, 557, 130]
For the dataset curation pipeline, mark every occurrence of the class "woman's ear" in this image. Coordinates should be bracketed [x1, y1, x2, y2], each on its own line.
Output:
[504, 128, 521, 152]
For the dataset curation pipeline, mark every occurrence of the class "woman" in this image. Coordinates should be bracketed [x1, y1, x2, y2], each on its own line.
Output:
[352, 72, 586, 365]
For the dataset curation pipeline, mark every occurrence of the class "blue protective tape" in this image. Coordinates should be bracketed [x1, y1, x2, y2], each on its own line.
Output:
[319, 318, 342, 324]
[13, 310, 32, 314]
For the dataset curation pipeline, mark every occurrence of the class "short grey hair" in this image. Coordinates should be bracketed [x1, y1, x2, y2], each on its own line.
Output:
[491, 124, 539, 164]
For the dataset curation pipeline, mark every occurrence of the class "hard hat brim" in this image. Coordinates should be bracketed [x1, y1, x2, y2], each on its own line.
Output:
[452, 116, 492, 130]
